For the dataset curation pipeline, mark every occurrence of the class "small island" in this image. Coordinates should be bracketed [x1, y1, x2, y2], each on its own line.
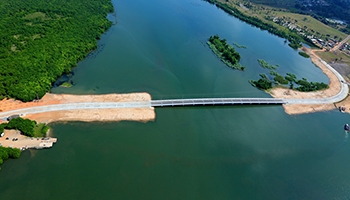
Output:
[250, 59, 329, 91]
[207, 35, 245, 71]
[60, 82, 73, 88]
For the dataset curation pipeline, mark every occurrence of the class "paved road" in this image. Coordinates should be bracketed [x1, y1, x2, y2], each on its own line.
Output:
[330, 34, 350, 52]
[283, 59, 348, 104]
[0, 102, 151, 120]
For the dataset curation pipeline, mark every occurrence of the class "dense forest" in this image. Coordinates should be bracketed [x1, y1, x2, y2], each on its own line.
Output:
[0, 0, 113, 101]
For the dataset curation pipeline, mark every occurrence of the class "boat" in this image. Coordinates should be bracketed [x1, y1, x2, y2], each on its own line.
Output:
[344, 124, 349, 131]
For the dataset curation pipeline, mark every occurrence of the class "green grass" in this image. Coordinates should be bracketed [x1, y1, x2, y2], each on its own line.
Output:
[316, 51, 350, 64]
[33, 123, 50, 137]
[60, 82, 73, 88]
[24, 12, 47, 20]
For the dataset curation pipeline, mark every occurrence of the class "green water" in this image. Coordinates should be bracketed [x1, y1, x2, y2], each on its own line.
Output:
[1, 0, 350, 199]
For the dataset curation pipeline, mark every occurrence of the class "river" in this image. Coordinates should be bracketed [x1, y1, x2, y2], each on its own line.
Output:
[1, 0, 350, 199]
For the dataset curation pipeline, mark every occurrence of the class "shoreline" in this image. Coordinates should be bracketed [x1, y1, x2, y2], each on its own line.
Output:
[0, 92, 155, 149]
[269, 46, 349, 115]
[0, 47, 348, 149]
[0, 92, 155, 123]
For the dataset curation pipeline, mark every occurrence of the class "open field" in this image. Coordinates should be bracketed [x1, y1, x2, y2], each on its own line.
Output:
[248, 0, 295, 7]
[315, 51, 350, 78]
[316, 51, 350, 63]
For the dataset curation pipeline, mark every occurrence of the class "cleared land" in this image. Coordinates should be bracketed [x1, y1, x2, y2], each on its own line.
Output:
[0, 93, 155, 124]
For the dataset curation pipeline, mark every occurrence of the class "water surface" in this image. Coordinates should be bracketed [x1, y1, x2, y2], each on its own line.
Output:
[1, 0, 349, 199]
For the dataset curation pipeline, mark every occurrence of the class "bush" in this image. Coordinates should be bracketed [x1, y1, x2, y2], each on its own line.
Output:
[6, 117, 36, 137]
[0, 146, 21, 169]
[250, 74, 273, 90]
[274, 75, 289, 84]
[298, 51, 310, 58]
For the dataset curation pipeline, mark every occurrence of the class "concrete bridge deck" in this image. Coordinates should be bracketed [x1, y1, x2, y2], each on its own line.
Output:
[150, 98, 286, 107]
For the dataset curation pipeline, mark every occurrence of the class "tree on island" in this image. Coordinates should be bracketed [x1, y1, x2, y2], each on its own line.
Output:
[250, 60, 328, 91]
[207, 35, 245, 70]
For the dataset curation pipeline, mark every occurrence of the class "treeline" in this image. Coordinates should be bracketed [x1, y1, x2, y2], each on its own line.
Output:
[207, 35, 245, 70]
[0, 0, 113, 101]
[0, 117, 48, 137]
[0, 147, 21, 168]
[250, 59, 328, 91]
[204, 0, 315, 49]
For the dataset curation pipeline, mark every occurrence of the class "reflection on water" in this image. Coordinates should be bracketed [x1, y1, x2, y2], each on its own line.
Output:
[345, 131, 348, 141]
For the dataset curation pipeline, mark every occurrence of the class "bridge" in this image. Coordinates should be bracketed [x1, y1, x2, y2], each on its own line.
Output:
[150, 98, 286, 107]
[0, 57, 348, 120]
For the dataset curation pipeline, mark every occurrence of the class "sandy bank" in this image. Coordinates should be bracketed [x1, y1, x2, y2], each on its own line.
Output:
[269, 47, 348, 115]
[0, 93, 155, 123]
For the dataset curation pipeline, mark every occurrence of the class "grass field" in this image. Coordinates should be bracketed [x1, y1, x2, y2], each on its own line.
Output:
[217, 0, 347, 41]
[248, 0, 296, 8]
[33, 123, 50, 137]
[316, 51, 350, 70]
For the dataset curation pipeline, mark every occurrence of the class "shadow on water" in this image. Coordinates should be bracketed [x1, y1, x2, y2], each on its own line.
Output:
[52, 72, 74, 88]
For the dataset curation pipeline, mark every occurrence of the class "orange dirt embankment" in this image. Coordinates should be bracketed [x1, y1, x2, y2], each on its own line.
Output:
[269, 47, 349, 115]
[0, 93, 155, 123]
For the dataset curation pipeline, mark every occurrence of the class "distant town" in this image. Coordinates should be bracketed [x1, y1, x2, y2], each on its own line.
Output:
[271, 16, 350, 54]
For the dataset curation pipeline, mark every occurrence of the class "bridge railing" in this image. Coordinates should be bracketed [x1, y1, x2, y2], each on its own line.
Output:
[150, 98, 286, 107]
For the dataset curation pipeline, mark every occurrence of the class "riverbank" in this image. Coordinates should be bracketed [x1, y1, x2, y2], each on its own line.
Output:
[269, 47, 349, 115]
[0, 93, 155, 123]
[0, 93, 154, 150]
